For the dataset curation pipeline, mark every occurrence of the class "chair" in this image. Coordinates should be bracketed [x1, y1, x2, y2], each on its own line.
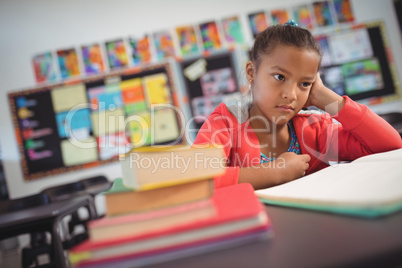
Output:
[379, 112, 402, 137]
[40, 181, 93, 250]
[0, 192, 54, 268]
[80, 175, 112, 218]
[40, 175, 111, 249]
[0, 192, 50, 212]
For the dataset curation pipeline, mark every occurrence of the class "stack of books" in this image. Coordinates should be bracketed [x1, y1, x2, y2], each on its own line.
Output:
[68, 146, 272, 267]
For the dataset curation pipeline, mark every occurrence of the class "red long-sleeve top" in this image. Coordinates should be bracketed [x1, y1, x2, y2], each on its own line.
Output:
[193, 96, 402, 188]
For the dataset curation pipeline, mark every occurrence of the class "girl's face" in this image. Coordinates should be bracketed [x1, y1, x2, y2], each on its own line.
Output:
[247, 45, 320, 125]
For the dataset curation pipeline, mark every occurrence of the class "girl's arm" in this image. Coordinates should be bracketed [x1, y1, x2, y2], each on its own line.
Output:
[306, 73, 402, 160]
[193, 105, 311, 189]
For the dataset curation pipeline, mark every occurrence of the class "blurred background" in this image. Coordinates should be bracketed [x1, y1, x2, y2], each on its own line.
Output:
[0, 0, 401, 201]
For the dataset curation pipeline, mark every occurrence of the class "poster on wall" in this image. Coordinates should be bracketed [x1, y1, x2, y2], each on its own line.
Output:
[105, 39, 129, 70]
[153, 31, 176, 61]
[248, 11, 269, 38]
[271, 9, 290, 25]
[327, 28, 373, 64]
[8, 63, 183, 181]
[32, 52, 58, 84]
[320, 66, 345, 95]
[221, 16, 245, 46]
[120, 77, 147, 115]
[176, 25, 200, 58]
[293, 4, 315, 30]
[81, 43, 105, 76]
[57, 48, 81, 79]
[179, 50, 241, 130]
[315, 35, 332, 67]
[333, 0, 355, 23]
[342, 58, 384, 95]
[129, 35, 152, 66]
[318, 21, 398, 104]
[199, 21, 222, 52]
[313, 1, 335, 27]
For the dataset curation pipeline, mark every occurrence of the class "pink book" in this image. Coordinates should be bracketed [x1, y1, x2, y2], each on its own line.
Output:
[69, 183, 271, 267]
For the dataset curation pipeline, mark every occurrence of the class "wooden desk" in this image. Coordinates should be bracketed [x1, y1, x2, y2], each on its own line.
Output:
[141, 205, 402, 268]
[0, 195, 92, 268]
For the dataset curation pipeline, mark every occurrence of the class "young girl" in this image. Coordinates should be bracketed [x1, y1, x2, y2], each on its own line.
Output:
[193, 21, 402, 190]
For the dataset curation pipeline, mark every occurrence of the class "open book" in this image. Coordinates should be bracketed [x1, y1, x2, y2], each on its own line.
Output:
[255, 148, 402, 218]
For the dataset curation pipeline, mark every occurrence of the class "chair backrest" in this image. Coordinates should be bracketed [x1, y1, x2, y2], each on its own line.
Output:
[81, 175, 112, 195]
[379, 112, 402, 125]
[0, 192, 51, 214]
[81, 175, 108, 188]
[41, 181, 86, 202]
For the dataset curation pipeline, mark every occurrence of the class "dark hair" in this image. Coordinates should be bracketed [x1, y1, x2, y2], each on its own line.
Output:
[250, 24, 323, 70]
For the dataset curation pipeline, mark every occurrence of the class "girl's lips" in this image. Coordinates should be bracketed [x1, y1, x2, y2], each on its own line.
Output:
[277, 105, 294, 112]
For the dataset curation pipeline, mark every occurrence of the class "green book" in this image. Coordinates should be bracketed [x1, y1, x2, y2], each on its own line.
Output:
[104, 178, 132, 194]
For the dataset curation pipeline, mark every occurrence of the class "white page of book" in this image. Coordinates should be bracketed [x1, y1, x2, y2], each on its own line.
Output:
[255, 149, 402, 207]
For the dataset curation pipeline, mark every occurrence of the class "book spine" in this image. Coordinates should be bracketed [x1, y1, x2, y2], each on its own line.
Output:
[89, 199, 213, 228]
[120, 155, 138, 189]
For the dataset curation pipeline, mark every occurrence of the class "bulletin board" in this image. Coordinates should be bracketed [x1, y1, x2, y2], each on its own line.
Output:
[9, 62, 183, 181]
[395, 0, 402, 34]
[319, 21, 400, 104]
[179, 50, 242, 130]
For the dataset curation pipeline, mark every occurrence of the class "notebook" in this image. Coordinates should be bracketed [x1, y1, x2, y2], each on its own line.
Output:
[255, 149, 402, 218]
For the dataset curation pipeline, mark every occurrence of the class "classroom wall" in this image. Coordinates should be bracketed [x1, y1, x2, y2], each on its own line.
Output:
[0, 0, 401, 199]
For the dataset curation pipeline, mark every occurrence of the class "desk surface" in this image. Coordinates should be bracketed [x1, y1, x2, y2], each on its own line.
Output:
[143, 205, 402, 268]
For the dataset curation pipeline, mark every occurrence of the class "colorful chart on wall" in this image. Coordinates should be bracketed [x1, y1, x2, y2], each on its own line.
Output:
[179, 50, 241, 130]
[57, 48, 81, 79]
[248, 11, 269, 38]
[199, 21, 222, 52]
[176, 25, 200, 58]
[8, 63, 183, 181]
[271, 9, 289, 25]
[293, 5, 315, 30]
[105, 39, 128, 70]
[153, 31, 175, 61]
[81, 43, 105, 76]
[313, 1, 335, 27]
[129, 35, 152, 66]
[333, 0, 354, 23]
[32, 52, 57, 84]
[221, 16, 245, 46]
[319, 21, 400, 104]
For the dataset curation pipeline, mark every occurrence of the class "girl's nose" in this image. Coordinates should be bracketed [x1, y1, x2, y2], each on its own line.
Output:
[282, 84, 297, 101]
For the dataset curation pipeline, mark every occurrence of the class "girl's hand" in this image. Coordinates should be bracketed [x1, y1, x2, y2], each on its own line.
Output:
[238, 152, 311, 190]
[274, 152, 311, 184]
[304, 72, 327, 108]
[305, 73, 345, 115]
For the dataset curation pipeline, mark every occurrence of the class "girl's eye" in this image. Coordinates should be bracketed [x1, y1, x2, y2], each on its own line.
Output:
[273, 74, 285, 81]
[301, 82, 311, 88]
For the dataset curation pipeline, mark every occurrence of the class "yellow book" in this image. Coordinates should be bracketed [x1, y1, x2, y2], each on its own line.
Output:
[120, 145, 226, 190]
[104, 177, 214, 216]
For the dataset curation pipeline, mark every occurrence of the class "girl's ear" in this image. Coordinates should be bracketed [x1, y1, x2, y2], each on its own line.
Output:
[245, 61, 255, 83]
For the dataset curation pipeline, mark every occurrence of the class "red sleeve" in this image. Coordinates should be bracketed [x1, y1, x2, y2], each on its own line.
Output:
[193, 104, 235, 159]
[333, 96, 402, 159]
[213, 167, 240, 189]
[192, 104, 239, 188]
